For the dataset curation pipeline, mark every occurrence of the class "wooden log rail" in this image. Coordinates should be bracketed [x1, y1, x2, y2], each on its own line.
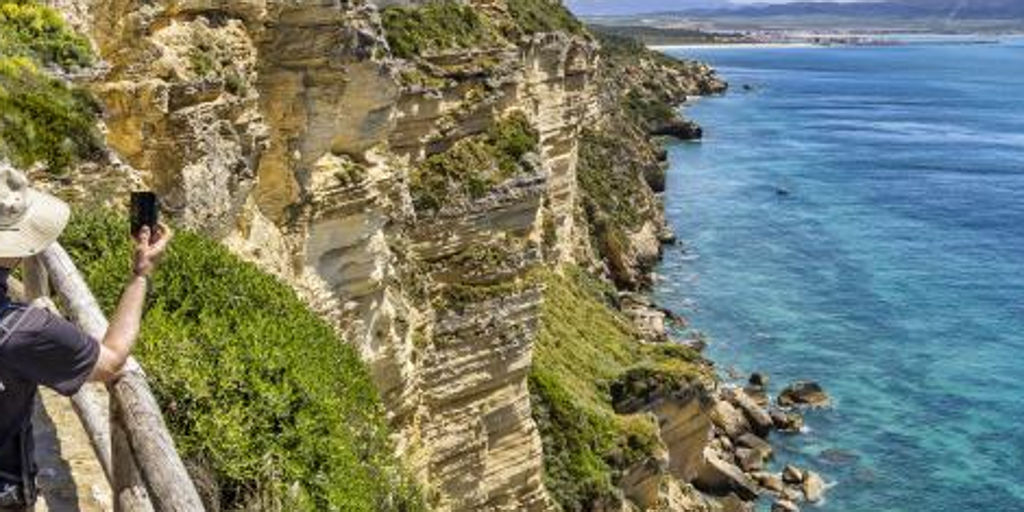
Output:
[18, 245, 206, 512]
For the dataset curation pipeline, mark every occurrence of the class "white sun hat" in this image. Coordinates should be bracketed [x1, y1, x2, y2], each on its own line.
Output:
[0, 162, 70, 258]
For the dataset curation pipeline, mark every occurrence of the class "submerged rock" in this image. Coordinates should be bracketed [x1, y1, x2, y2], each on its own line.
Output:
[778, 381, 831, 408]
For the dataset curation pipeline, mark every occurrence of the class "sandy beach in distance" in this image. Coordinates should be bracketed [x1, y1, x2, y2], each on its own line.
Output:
[650, 43, 821, 50]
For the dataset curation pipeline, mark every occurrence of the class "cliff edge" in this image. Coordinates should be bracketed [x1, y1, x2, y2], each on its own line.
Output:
[27, 0, 737, 510]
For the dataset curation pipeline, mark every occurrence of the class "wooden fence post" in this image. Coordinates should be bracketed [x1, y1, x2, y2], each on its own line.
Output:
[39, 244, 205, 512]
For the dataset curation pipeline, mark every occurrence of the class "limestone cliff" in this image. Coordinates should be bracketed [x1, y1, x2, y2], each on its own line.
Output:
[44, 0, 728, 510]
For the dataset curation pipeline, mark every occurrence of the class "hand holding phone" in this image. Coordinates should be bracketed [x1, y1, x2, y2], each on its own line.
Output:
[130, 192, 159, 238]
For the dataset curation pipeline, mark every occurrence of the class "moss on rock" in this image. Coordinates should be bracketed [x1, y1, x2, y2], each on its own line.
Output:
[409, 111, 539, 213]
[61, 210, 425, 512]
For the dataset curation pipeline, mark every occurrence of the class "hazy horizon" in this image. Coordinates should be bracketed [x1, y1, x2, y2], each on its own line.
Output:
[567, 0, 868, 16]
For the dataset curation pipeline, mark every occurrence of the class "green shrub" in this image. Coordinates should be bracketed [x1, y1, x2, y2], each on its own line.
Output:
[382, 0, 499, 60]
[504, 0, 585, 38]
[0, 57, 101, 173]
[61, 210, 425, 512]
[409, 111, 538, 213]
[0, 0, 100, 174]
[530, 268, 707, 510]
[622, 89, 677, 130]
[0, 1, 92, 68]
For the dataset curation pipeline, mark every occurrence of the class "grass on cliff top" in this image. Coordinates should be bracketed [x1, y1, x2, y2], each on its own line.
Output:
[61, 210, 425, 512]
[504, 0, 586, 38]
[382, 0, 500, 60]
[409, 110, 538, 213]
[530, 267, 705, 511]
[0, 0, 101, 174]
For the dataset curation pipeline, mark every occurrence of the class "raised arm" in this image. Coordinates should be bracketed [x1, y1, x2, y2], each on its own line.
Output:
[89, 223, 173, 383]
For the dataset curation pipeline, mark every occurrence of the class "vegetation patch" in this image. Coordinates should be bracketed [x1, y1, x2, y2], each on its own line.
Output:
[622, 89, 677, 132]
[382, 0, 500, 60]
[409, 111, 539, 213]
[0, 0, 100, 174]
[61, 210, 425, 512]
[530, 267, 709, 510]
[188, 32, 249, 96]
[504, 0, 586, 38]
[0, 1, 92, 68]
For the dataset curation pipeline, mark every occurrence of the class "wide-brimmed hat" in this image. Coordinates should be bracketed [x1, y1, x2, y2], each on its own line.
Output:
[0, 162, 70, 258]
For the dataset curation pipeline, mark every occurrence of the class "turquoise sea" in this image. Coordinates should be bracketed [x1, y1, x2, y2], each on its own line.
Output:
[658, 39, 1024, 511]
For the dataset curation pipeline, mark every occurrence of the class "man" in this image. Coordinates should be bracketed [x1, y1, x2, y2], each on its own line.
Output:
[0, 163, 172, 511]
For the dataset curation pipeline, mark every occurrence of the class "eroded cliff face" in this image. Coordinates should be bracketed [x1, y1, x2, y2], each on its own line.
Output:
[52, 0, 724, 510]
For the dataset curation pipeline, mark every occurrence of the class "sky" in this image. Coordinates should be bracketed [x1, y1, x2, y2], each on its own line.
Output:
[566, 0, 862, 16]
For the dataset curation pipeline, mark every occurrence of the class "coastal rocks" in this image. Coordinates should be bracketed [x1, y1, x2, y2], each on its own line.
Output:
[700, 375, 830, 511]
[722, 388, 773, 437]
[770, 408, 804, 433]
[620, 292, 669, 342]
[778, 381, 831, 408]
[754, 472, 784, 493]
[693, 448, 760, 501]
[743, 372, 769, 406]
[771, 499, 800, 512]
[650, 118, 703, 140]
[782, 464, 804, 484]
[711, 399, 751, 440]
[802, 471, 826, 503]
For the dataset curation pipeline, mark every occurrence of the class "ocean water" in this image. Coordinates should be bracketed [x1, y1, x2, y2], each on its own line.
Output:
[657, 40, 1024, 511]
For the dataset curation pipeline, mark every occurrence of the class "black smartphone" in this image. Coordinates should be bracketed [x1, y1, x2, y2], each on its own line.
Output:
[130, 191, 159, 237]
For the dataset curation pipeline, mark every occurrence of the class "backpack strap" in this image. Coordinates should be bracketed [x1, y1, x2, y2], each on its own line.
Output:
[0, 304, 28, 351]
[0, 304, 37, 507]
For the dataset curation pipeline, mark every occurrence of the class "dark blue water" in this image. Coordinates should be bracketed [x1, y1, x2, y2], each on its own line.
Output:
[657, 40, 1024, 511]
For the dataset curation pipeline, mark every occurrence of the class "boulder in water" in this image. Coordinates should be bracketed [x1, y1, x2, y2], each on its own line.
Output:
[770, 408, 804, 433]
[772, 499, 800, 512]
[777, 381, 831, 408]
[802, 470, 826, 503]
[782, 464, 804, 484]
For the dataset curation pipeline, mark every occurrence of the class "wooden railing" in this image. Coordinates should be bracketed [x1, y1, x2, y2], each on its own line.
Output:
[18, 245, 205, 512]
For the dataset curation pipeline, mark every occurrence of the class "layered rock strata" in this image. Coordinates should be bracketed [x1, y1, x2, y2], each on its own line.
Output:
[50, 0, 742, 510]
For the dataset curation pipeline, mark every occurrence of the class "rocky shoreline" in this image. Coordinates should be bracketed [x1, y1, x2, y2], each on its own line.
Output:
[616, 68, 835, 511]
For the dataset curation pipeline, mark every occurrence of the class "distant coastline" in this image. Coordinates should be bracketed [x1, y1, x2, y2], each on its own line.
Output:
[588, 21, 1019, 49]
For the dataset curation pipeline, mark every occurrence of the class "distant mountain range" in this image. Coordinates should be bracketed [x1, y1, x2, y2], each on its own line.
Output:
[702, 0, 1024, 19]
[571, 0, 1024, 19]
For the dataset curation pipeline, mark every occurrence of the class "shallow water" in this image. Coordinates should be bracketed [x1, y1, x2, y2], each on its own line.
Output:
[657, 40, 1024, 511]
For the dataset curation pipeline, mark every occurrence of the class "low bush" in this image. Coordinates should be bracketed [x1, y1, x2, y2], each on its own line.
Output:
[382, 0, 499, 60]
[0, 0, 92, 68]
[530, 267, 708, 511]
[504, 0, 585, 37]
[61, 210, 424, 512]
[0, 0, 100, 174]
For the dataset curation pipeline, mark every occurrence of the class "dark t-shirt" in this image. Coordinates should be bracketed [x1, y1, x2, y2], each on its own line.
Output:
[0, 286, 100, 487]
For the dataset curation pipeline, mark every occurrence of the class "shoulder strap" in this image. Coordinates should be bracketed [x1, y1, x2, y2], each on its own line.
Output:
[0, 304, 29, 350]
